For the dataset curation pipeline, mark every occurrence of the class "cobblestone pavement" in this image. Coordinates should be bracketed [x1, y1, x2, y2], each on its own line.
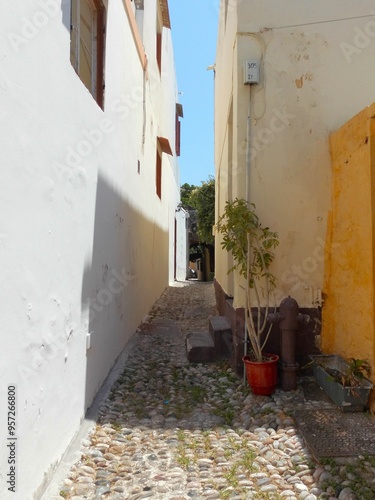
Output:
[53, 281, 375, 500]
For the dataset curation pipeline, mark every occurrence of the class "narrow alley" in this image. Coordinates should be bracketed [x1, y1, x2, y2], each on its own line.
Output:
[47, 282, 375, 500]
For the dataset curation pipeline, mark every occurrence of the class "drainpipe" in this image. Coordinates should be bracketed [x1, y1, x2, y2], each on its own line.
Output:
[243, 84, 252, 373]
[240, 32, 265, 372]
[245, 84, 252, 204]
[268, 296, 310, 391]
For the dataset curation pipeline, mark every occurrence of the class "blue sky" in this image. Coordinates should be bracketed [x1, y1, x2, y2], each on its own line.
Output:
[168, 0, 219, 187]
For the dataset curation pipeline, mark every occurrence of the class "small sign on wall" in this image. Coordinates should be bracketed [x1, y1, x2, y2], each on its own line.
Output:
[243, 60, 260, 85]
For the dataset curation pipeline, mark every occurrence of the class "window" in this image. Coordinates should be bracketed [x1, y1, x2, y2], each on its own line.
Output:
[70, 0, 106, 108]
[156, 137, 173, 199]
[156, 0, 171, 74]
[175, 103, 183, 157]
[134, 0, 144, 40]
[156, 10, 162, 73]
[156, 148, 162, 199]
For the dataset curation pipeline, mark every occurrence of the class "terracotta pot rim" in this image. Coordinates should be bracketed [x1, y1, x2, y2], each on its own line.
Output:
[242, 353, 279, 365]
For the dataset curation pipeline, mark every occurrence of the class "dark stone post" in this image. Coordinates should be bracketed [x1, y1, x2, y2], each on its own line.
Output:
[268, 297, 310, 391]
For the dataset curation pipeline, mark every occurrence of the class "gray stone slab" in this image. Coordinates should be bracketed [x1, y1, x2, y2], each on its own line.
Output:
[209, 315, 231, 333]
[185, 306, 216, 318]
[186, 331, 215, 363]
[137, 321, 180, 336]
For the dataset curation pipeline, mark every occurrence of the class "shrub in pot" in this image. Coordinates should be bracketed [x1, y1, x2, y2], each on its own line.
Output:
[217, 198, 279, 395]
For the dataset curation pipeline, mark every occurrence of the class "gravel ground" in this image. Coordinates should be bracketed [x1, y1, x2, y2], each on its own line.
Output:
[52, 281, 375, 500]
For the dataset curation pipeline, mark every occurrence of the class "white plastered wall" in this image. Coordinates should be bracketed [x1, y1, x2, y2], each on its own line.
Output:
[0, 0, 182, 498]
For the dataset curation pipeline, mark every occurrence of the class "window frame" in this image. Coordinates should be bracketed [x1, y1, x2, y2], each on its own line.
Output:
[156, 8, 162, 73]
[156, 147, 162, 199]
[175, 103, 183, 157]
[156, 136, 173, 199]
[70, 0, 106, 108]
[156, 0, 171, 74]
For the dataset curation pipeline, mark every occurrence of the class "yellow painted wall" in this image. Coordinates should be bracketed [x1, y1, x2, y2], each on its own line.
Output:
[323, 104, 375, 378]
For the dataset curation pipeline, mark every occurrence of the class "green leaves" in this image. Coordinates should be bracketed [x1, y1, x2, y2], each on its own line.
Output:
[343, 358, 371, 386]
[216, 198, 279, 361]
[186, 177, 215, 245]
[217, 198, 279, 290]
[180, 183, 198, 210]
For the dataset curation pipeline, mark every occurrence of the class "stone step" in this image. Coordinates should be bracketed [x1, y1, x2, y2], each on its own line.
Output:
[186, 331, 215, 363]
[209, 316, 233, 359]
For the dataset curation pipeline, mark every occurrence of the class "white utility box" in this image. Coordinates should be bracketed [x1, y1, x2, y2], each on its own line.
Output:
[243, 60, 260, 85]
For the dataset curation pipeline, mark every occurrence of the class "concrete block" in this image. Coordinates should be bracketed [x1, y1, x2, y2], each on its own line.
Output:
[186, 331, 215, 363]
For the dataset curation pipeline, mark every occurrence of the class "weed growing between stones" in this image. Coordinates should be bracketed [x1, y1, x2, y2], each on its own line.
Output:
[252, 493, 283, 499]
[176, 444, 191, 468]
[97, 342, 310, 499]
[58, 283, 375, 499]
[101, 342, 244, 430]
[213, 407, 235, 425]
[110, 422, 121, 432]
[174, 425, 265, 498]
[224, 465, 239, 488]
[318, 456, 375, 499]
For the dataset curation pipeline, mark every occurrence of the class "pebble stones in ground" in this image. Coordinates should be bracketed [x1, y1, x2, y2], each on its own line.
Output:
[56, 282, 375, 500]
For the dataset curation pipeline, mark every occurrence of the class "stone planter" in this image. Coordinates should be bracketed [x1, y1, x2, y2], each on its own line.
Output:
[310, 354, 373, 412]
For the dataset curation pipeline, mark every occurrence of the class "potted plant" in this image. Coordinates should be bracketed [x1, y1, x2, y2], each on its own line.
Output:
[310, 354, 373, 411]
[217, 198, 279, 395]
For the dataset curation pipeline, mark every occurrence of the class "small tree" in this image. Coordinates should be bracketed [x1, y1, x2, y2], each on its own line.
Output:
[180, 183, 197, 210]
[189, 176, 215, 245]
[217, 198, 279, 362]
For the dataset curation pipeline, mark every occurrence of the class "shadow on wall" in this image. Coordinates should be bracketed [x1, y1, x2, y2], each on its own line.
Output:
[61, 0, 70, 31]
[81, 175, 169, 412]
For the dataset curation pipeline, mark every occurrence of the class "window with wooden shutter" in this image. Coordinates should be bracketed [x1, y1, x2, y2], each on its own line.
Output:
[156, 0, 171, 74]
[70, 0, 106, 108]
[175, 103, 183, 157]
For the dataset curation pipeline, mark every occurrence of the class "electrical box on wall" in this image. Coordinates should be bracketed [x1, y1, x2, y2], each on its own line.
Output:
[243, 60, 260, 85]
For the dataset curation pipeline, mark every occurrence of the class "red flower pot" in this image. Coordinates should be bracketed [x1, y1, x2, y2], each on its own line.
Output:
[242, 354, 279, 395]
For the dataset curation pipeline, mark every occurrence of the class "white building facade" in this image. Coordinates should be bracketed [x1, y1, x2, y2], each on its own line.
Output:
[0, 1, 185, 498]
[214, 0, 375, 372]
